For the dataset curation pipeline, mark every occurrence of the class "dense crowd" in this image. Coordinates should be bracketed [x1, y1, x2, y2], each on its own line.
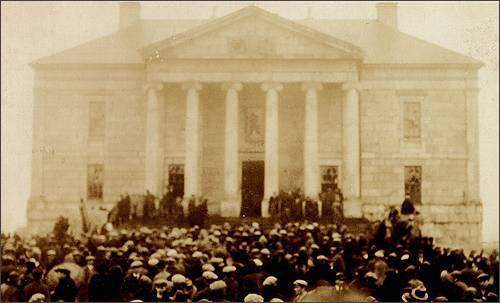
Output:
[1, 202, 499, 302]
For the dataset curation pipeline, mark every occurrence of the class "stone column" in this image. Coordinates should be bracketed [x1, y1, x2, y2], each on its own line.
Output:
[261, 82, 283, 217]
[342, 82, 362, 218]
[302, 82, 322, 212]
[144, 82, 163, 197]
[182, 82, 203, 202]
[222, 82, 243, 216]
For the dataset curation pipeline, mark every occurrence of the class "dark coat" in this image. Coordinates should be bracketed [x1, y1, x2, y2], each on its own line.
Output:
[52, 276, 78, 302]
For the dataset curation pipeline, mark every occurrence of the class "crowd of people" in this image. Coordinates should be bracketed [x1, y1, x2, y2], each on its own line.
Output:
[268, 187, 344, 223]
[108, 186, 209, 227]
[108, 186, 345, 228]
[1, 197, 499, 302]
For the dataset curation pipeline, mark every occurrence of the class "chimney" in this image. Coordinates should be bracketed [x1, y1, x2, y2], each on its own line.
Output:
[376, 2, 398, 30]
[119, 2, 141, 29]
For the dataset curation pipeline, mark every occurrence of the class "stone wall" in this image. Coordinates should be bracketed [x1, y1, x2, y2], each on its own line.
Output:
[28, 68, 145, 231]
[359, 67, 481, 247]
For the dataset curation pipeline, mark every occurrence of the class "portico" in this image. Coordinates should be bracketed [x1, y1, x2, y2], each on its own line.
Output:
[143, 76, 361, 218]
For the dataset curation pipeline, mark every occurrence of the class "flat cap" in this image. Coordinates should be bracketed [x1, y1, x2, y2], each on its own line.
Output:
[263, 276, 278, 286]
[293, 279, 308, 287]
[171, 274, 187, 284]
[202, 271, 218, 280]
[209, 280, 227, 291]
[244, 293, 264, 302]
[222, 265, 237, 273]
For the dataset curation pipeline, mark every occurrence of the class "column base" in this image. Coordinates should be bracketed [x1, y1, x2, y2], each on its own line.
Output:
[220, 197, 241, 217]
[343, 197, 363, 218]
[261, 198, 270, 218]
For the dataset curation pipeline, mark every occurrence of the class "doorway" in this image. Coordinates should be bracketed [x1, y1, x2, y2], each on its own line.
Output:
[241, 161, 264, 217]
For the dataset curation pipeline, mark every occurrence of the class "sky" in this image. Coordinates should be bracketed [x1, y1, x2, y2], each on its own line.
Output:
[1, 1, 498, 242]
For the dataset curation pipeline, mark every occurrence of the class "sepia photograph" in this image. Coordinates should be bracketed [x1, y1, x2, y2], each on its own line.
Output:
[1, 1, 498, 302]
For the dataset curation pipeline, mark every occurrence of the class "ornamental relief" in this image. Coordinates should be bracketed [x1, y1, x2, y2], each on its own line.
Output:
[241, 106, 264, 152]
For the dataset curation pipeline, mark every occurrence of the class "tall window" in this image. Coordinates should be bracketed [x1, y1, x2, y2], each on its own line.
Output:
[87, 164, 103, 200]
[405, 166, 422, 204]
[89, 102, 105, 140]
[403, 101, 421, 139]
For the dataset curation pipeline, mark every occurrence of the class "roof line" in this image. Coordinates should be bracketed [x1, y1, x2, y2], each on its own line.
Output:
[373, 20, 484, 67]
[140, 5, 363, 59]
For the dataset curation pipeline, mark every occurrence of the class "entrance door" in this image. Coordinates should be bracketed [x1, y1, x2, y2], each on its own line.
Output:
[241, 161, 264, 218]
[168, 164, 184, 199]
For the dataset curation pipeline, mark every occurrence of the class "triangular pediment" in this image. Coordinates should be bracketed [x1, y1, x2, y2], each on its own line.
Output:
[142, 6, 363, 61]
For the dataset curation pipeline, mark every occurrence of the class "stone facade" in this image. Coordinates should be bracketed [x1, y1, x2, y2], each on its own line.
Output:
[28, 5, 482, 248]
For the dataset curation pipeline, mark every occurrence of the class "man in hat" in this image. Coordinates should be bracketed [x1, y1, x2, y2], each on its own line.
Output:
[269, 194, 279, 219]
[52, 268, 78, 302]
[187, 195, 197, 227]
[222, 265, 239, 301]
[121, 260, 153, 302]
[241, 259, 266, 297]
[292, 279, 308, 302]
[262, 276, 283, 301]
[23, 268, 50, 303]
[401, 192, 415, 216]
[208, 280, 228, 302]
[170, 274, 192, 302]
[143, 190, 156, 221]
[151, 278, 171, 302]
[88, 261, 112, 302]
[194, 271, 219, 300]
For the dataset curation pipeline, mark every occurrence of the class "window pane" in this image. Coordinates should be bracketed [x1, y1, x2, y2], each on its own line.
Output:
[403, 101, 421, 138]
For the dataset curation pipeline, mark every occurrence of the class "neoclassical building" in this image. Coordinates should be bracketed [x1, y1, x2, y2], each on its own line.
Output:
[28, 3, 483, 247]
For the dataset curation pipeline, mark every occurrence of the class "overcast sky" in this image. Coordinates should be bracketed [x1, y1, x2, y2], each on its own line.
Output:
[1, 1, 498, 242]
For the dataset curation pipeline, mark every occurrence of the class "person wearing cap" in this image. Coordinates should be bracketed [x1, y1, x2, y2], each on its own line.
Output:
[305, 254, 334, 286]
[53, 268, 78, 302]
[401, 192, 415, 216]
[121, 260, 152, 302]
[19, 258, 38, 292]
[169, 274, 193, 302]
[22, 267, 50, 303]
[221, 265, 239, 301]
[195, 277, 225, 301]
[88, 261, 114, 302]
[241, 259, 266, 297]
[151, 277, 171, 302]
[292, 279, 308, 302]
[262, 276, 282, 302]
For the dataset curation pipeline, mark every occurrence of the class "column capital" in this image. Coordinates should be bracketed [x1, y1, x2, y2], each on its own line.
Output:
[261, 82, 283, 92]
[341, 82, 362, 91]
[301, 82, 323, 92]
[143, 82, 163, 92]
[221, 82, 243, 92]
[182, 82, 203, 92]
